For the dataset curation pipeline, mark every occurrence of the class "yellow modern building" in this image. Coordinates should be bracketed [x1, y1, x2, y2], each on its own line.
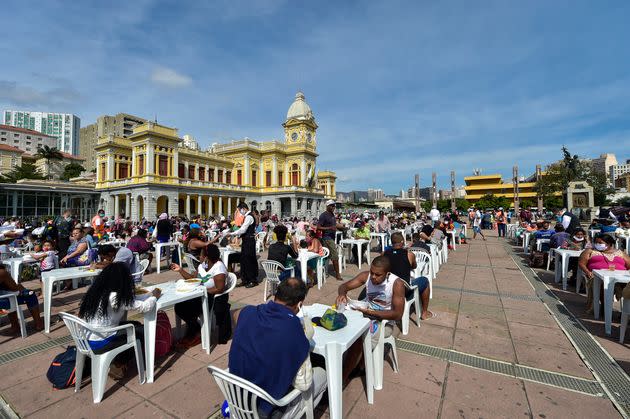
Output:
[95, 92, 336, 221]
[464, 174, 537, 202]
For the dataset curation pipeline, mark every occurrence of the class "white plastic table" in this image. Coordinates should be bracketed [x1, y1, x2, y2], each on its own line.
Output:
[98, 240, 126, 248]
[42, 267, 101, 333]
[302, 303, 374, 419]
[2, 255, 36, 283]
[592, 269, 630, 335]
[154, 241, 182, 274]
[370, 232, 389, 253]
[296, 250, 321, 284]
[339, 239, 371, 269]
[335, 231, 344, 244]
[143, 281, 210, 382]
[219, 247, 240, 268]
[551, 248, 582, 291]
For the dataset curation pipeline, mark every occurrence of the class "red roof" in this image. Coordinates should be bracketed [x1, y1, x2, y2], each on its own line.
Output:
[59, 152, 84, 161]
[0, 124, 56, 139]
[0, 144, 25, 153]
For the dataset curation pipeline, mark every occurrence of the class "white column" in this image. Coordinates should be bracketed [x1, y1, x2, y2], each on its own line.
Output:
[301, 159, 307, 187]
[172, 149, 178, 178]
[131, 148, 137, 176]
[185, 162, 189, 179]
[205, 164, 209, 182]
[227, 196, 232, 216]
[185, 194, 191, 218]
[107, 155, 115, 180]
[114, 194, 120, 219]
[243, 156, 250, 185]
[125, 193, 131, 218]
[147, 146, 155, 175]
[272, 158, 278, 186]
[218, 196, 223, 216]
[290, 197, 297, 215]
[215, 166, 219, 183]
[284, 161, 290, 185]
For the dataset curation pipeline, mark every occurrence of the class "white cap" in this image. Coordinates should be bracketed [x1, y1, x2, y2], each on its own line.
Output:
[325, 199, 336, 206]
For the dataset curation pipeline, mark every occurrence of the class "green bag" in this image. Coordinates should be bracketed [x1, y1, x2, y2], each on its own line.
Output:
[314, 309, 347, 331]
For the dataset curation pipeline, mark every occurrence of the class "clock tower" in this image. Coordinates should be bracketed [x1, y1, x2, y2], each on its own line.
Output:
[283, 91, 318, 146]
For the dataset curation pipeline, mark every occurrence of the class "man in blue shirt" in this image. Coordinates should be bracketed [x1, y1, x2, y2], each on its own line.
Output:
[229, 278, 326, 418]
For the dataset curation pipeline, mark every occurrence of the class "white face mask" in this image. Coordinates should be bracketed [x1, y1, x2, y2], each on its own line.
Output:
[573, 236, 584, 242]
[594, 243, 607, 251]
[239, 209, 247, 216]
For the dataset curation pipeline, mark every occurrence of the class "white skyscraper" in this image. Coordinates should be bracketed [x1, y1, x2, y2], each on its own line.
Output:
[3, 110, 80, 154]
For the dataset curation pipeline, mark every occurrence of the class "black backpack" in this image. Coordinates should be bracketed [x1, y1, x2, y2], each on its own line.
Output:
[47, 346, 89, 389]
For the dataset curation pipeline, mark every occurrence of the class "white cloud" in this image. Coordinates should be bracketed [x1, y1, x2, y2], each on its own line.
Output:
[150, 67, 192, 88]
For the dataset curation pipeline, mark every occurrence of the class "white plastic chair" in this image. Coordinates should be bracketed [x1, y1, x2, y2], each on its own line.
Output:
[59, 312, 145, 403]
[620, 296, 630, 344]
[255, 232, 266, 253]
[441, 238, 448, 264]
[209, 365, 315, 419]
[317, 247, 330, 290]
[401, 279, 421, 335]
[336, 244, 346, 274]
[0, 292, 27, 338]
[410, 250, 433, 299]
[132, 259, 150, 284]
[373, 319, 399, 390]
[261, 260, 285, 302]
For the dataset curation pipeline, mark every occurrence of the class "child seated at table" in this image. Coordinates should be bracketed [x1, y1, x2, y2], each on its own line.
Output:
[30, 241, 57, 272]
[0, 264, 43, 332]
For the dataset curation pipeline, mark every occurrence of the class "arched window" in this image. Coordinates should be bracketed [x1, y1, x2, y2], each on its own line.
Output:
[291, 163, 299, 186]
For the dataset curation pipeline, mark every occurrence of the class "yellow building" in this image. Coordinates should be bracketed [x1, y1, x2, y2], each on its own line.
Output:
[464, 174, 537, 202]
[95, 92, 336, 220]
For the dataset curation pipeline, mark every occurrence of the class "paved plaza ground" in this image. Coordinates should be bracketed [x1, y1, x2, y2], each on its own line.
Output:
[0, 230, 628, 418]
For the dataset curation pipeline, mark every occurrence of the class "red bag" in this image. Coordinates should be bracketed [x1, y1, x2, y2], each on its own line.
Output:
[155, 310, 172, 357]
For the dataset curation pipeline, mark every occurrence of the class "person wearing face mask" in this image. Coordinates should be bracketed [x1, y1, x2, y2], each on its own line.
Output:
[578, 234, 630, 313]
[229, 202, 259, 288]
[91, 209, 106, 240]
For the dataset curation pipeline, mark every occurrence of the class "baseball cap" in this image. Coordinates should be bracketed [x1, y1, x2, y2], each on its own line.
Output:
[325, 199, 336, 206]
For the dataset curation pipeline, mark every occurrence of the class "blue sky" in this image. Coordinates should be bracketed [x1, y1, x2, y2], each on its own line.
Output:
[2, 0, 630, 194]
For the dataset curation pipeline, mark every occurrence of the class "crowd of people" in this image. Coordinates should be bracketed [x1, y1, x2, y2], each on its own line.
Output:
[2, 198, 630, 416]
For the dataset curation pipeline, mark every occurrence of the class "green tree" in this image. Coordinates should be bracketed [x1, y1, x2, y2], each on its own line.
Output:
[35, 145, 63, 179]
[474, 194, 511, 210]
[1, 163, 45, 182]
[61, 162, 86, 181]
[535, 146, 614, 207]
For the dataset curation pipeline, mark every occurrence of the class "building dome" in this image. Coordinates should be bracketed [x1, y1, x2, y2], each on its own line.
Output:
[286, 91, 314, 121]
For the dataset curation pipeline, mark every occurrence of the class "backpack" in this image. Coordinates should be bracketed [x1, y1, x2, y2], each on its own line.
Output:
[47, 346, 88, 389]
[529, 251, 546, 269]
[155, 310, 172, 357]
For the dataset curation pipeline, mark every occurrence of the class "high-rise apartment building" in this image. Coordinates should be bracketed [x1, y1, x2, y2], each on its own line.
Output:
[609, 159, 630, 186]
[367, 188, 384, 201]
[3, 110, 80, 155]
[79, 113, 146, 171]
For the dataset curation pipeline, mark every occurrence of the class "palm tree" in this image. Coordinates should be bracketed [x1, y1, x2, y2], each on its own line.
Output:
[0, 163, 45, 183]
[35, 145, 63, 179]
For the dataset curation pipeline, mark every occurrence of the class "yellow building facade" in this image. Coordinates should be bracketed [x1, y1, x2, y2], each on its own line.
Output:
[95, 92, 336, 221]
[464, 174, 537, 202]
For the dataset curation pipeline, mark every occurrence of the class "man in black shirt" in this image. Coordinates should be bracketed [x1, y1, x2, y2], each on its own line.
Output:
[267, 225, 298, 281]
[317, 200, 343, 280]
[230, 202, 259, 288]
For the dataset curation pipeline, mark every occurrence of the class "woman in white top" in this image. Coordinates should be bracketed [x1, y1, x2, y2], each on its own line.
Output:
[171, 243, 231, 348]
[78, 263, 161, 378]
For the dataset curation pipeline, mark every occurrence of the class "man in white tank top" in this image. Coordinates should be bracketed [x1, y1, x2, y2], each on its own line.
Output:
[336, 256, 406, 383]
